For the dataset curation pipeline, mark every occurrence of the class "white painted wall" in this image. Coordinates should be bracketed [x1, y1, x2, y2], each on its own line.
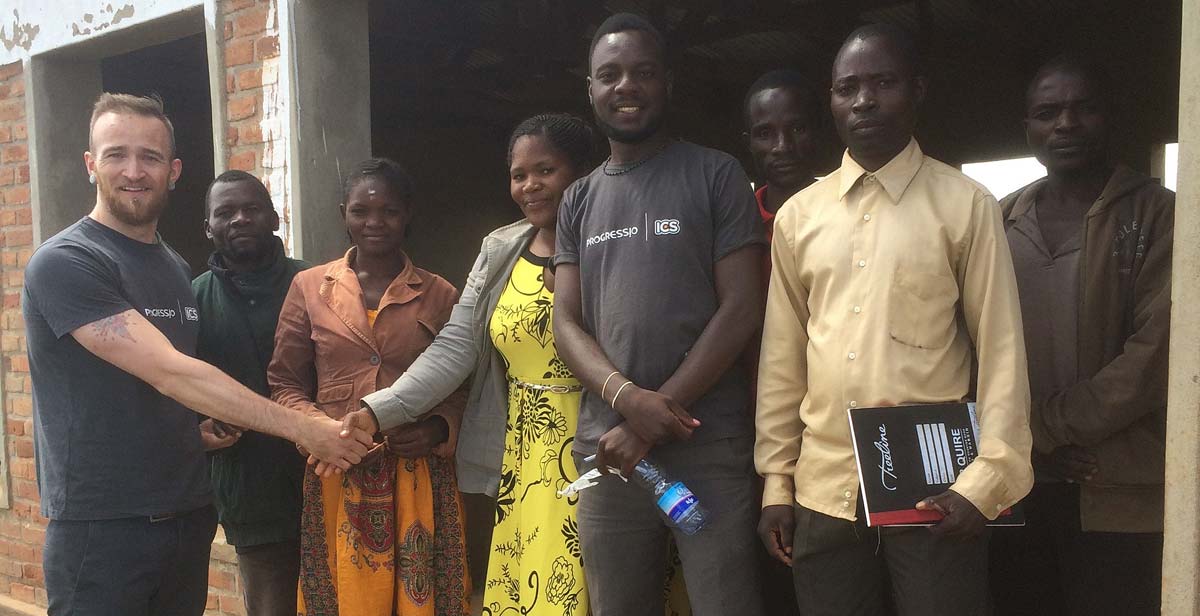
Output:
[0, 0, 200, 62]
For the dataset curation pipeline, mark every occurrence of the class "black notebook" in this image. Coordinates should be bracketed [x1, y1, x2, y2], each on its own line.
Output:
[848, 402, 1024, 527]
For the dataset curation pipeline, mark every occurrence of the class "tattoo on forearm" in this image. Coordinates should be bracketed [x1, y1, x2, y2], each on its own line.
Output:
[90, 313, 136, 342]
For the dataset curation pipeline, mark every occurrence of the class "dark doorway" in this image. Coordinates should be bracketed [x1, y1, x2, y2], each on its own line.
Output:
[101, 32, 214, 275]
[367, 0, 1180, 287]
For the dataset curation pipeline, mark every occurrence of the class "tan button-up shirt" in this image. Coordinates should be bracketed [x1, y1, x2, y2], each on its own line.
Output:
[755, 139, 1033, 521]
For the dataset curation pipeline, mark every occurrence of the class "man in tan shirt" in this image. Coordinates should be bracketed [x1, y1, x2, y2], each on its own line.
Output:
[755, 24, 1033, 615]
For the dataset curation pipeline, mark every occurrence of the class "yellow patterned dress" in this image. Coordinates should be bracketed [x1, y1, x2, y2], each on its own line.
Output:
[485, 251, 691, 616]
[486, 251, 586, 616]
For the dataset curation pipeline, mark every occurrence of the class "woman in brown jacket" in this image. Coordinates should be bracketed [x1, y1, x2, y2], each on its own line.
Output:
[268, 158, 470, 615]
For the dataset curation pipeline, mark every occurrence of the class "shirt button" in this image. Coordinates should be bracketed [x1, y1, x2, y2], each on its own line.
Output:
[844, 490, 853, 498]
[857, 259, 866, 268]
[863, 214, 871, 222]
[842, 501, 850, 508]
[248, 299, 256, 306]
[369, 355, 380, 366]
[849, 400, 858, 408]
[864, 174, 875, 183]
[848, 352, 856, 360]
[853, 306, 862, 314]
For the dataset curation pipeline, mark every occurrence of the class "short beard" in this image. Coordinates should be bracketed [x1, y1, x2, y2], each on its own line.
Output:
[594, 108, 666, 145]
[99, 181, 168, 228]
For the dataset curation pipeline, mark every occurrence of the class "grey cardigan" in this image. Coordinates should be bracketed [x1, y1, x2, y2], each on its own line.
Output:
[361, 219, 536, 496]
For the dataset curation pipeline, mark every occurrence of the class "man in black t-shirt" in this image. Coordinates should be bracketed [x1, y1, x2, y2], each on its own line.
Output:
[23, 93, 375, 616]
[552, 14, 766, 616]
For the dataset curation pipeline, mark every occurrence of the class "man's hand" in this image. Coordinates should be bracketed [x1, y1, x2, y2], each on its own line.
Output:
[298, 413, 374, 477]
[595, 422, 653, 477]
[1041, 445, 1098, 483]
[916, 490, 987, 539]
[758, 504, 795, 566]
[385, 416, 450, 459]
[616, 386, 700, 444]
[199, 418, 241, 451]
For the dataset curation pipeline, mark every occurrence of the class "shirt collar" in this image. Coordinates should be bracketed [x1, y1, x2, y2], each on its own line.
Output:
[325, 246, 425, 307]
[836, 138, 924, 203]
[755, 185, 774, 223]
[1005, 178, 1047, 224]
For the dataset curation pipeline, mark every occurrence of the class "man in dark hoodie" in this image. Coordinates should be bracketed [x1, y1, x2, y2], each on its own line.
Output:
[192, 171, 309, 616]
[990, 56, 1174, 616]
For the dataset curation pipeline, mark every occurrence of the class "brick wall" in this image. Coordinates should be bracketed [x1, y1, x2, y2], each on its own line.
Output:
[0, 57, 44, 610]
[222, 0, 292, 252]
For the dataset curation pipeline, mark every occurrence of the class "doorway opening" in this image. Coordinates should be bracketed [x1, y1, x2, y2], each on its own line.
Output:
[101, 33, 214, 275]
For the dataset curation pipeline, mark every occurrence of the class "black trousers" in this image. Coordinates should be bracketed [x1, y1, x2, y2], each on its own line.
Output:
[990, 482, 1163, 616]
[44, 505, 217, 616]
[791, 504, 991, 616]
[236, 539, 300, 616]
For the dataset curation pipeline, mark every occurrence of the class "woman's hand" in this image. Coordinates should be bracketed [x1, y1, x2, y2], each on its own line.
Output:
[385, 415, 450, 459]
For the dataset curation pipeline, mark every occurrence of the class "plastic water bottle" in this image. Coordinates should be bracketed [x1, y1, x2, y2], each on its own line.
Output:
[632, 458, 710, 535]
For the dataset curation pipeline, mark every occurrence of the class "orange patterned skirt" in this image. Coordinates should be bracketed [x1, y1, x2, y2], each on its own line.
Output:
[298, 453, 471, 615]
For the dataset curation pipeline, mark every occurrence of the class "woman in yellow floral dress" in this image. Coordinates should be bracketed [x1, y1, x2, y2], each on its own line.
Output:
[486, 239, 587, 616]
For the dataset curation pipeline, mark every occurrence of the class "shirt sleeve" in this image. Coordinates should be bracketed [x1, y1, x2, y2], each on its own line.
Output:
[361, 244, 485, 431]
[25, 243, 132, 339]
[949, 191, 1035, 519]
[711, 157, 766, 261]
[551, 181, 583, 270]
[754, 203, 810, 508]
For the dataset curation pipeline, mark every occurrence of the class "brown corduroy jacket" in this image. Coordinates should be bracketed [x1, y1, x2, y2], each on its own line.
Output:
[1000, 165, 1174, 533]
[268, 247, 463, 459]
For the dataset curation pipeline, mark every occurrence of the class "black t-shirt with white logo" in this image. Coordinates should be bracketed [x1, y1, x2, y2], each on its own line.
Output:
[23, 217, 210, 520]
[554, 141, 765, 455]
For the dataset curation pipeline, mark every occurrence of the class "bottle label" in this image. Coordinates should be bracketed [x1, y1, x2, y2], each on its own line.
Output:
[657, 482, 697, 521]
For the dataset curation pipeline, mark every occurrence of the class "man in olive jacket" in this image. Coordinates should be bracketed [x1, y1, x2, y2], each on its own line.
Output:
[192, 171, 309, 616]
[990, 56, 1173, 616]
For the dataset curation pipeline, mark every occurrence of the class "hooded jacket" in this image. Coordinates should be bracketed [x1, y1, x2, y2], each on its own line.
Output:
[1000, 165, 1174, 533]
[192, 238, 309, 547]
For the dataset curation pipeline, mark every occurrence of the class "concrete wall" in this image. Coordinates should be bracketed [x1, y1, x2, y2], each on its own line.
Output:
[1163, 0, 1200, 612]
[288, 0, 370, 264]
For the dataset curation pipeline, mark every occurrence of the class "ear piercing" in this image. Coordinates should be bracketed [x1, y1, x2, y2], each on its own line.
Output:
[88, 174, 96, 185]
[168, 181, 176, 191]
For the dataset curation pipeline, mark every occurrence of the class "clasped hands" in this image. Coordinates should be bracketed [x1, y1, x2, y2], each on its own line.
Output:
[759, 489, 988, 568]
[300, 409, 450, 477]
[594, 384, 700, 477]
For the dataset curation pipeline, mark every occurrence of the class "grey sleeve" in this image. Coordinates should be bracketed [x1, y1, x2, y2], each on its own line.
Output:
[711, 158, 766, 261]
[360, 244, 487, 430]
[551, 182, 582, 270]
[25, 244, 132, 338]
